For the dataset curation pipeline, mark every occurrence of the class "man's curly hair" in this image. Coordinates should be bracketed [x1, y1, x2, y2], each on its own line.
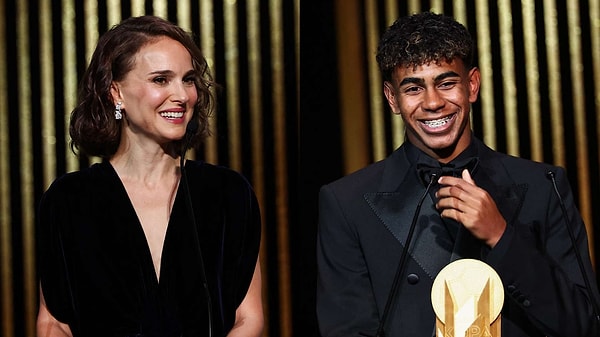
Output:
[376, 12, 475, 82]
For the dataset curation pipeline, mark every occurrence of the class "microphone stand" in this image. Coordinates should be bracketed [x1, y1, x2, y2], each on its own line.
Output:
[180, 120, 213, 337]
[546, 171, 600, 324]
[362, 174, 438, 337]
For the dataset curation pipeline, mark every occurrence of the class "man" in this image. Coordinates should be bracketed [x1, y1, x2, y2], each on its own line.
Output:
[316, 12, 600, 336]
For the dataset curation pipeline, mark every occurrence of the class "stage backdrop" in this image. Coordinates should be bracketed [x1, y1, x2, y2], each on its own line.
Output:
[328, 0, 600, 254]
[301, 0, 600, 335]
[0, 0, 300, 336]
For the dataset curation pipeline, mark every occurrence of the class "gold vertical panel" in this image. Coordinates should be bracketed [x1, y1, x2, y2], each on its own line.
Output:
[16, 1, 36, 335]
[245, 0, 269, 335]
[521, 0, 543, 162]
[0, 0, 12, 335]
[567, 0, 594, 256]
[40, 0, 56, 190]
[335, 0, 370, 174]
[543, 0, 565, 167]
[591, 0, 600, 174]
[384, 0, 405, 149]
[84, 2, 103, 166]
[453, 0, 468, 26]
[153, 0, 168, 18]
[269, 0, 292, 335]
[224, 0, 242, 171]
[199, 0, 218, 164]
[384, 0, 398, 24]
[431, 0, 444, 13]
[475, 0, 496, 149]
[497, 0, 519, 156]
[365, 0, 386, 161]
[295, 0, 300, 101]
[131, 0, 145, 17]
[107, 0, 122, 27]
[408, 0, 421, 14]
[245, 1, 263, 223]
[84, 0, 99, 63]
[62, 0, 78, 172]
[177, 0, 192, 30]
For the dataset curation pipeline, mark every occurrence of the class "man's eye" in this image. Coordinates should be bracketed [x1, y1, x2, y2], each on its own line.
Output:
[439, 81, 457, 89]
[403, 86, 421, 94]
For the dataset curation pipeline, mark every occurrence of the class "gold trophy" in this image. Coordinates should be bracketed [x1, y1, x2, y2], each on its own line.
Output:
[431, 259, 504, 337]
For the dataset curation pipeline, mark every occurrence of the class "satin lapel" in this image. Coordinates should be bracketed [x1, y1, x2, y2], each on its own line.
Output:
[363, 147, 454, 280]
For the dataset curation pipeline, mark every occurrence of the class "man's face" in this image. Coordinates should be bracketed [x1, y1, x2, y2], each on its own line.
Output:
[384, 59, 480, 162]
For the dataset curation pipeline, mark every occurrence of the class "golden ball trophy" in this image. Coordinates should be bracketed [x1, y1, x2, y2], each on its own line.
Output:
[431, 259, 504, 337]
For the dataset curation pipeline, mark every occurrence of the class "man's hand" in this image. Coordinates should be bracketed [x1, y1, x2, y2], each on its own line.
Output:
[435, 169, 506, 248]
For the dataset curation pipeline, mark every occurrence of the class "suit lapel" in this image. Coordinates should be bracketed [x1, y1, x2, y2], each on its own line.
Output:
[364, 147, 454, 279]
[364, 140, 529, 278]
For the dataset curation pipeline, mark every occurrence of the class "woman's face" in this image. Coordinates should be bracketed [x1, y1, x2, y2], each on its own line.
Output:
[111, 36, 198, 148]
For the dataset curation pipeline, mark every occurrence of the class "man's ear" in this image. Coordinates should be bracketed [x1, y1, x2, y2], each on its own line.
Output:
[383, 81, 400, 114]
[467, 67, 481, 104]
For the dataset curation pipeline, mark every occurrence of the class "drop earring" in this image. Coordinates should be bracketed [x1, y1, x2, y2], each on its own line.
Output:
[115, 102, 123, 120]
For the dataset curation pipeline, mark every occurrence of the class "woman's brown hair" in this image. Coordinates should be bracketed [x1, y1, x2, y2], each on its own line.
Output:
[69, 15, 215, 158]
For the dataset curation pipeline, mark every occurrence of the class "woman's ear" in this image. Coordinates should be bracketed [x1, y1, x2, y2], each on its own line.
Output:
[110, 82, 122, 106]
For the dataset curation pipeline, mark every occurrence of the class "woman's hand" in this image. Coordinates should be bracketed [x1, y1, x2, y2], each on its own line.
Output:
[37, 286, 73, 337]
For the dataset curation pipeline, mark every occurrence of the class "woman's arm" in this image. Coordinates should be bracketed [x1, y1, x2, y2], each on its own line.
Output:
[37, 286, 73, 337]
[227, 260, 264, 337]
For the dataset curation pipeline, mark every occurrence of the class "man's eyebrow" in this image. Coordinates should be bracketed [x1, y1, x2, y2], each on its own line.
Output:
[434, 71, 461, 82]
[399, 77, 425, 87]
[398, 71, 461, 87]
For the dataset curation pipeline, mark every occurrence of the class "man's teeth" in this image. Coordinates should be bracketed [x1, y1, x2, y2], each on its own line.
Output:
[423, 115, 452, 128]
[160, 111, 184, 119]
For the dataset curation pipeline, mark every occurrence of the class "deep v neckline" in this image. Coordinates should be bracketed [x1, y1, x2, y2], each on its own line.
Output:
[103, 161, 183, 285]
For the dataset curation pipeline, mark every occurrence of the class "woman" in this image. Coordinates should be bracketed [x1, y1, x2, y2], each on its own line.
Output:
[36, 16, 263, 337]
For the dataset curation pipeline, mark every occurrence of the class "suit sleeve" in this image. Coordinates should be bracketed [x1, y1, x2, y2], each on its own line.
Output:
[486, 167, 600, 336]
[316, 184, 380, 337]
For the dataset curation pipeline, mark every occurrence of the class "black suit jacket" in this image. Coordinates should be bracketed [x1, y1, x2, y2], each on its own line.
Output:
[317, 138, 600, 336]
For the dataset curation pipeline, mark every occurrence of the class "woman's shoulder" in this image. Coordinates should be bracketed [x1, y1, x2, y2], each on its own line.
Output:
[186, 160, 253, 190]
[185, 160, 254, 197]
[43, 162, 112, 198]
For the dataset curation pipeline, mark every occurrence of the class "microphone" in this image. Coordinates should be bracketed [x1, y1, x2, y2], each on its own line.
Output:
[180, 119, 213, 337]
[361, 173, 439, 337]
[545, 171, 600, 324]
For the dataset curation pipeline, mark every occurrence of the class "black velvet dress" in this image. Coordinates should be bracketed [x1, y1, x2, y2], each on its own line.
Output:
[37, 160, 261, 337]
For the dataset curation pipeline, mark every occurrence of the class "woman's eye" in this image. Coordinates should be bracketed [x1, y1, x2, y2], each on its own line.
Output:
[153, 77, 168, 84]
[183, 77, 197, 86]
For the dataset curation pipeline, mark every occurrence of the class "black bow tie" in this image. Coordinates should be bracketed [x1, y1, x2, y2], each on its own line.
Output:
[416, 157, 480, 186]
